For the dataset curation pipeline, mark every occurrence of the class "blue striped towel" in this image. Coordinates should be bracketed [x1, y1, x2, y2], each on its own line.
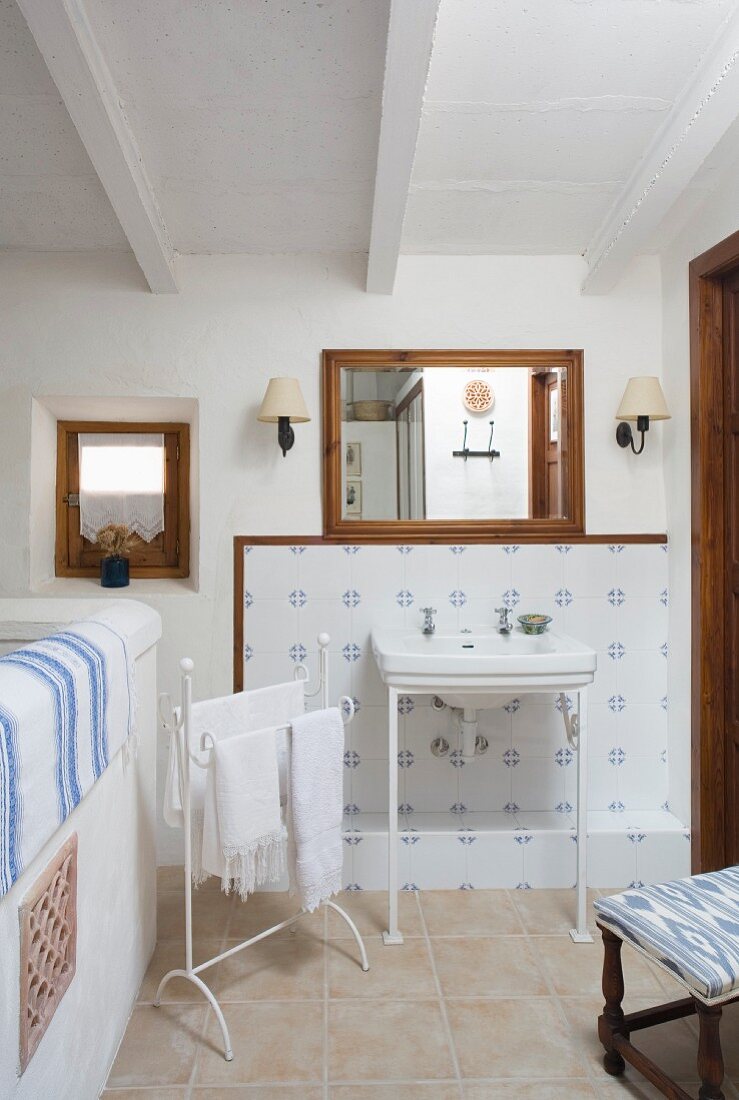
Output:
[0, 617, 135, 898]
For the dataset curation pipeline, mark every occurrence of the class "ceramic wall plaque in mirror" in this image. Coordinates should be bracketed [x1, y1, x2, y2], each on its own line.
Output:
[322, 349, 584, 541]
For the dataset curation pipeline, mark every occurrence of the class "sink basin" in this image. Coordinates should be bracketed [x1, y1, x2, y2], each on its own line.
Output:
[371, 624, 597, 697]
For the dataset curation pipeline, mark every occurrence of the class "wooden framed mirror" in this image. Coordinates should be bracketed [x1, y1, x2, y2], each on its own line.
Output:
[322, 349, 585, 542]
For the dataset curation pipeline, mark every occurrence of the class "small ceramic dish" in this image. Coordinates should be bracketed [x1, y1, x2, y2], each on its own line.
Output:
[517, 613, 553, 635]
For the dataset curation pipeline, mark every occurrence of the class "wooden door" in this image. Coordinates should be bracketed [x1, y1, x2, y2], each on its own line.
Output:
[530, 371, 561, 519]
[723, 267, 739, 863]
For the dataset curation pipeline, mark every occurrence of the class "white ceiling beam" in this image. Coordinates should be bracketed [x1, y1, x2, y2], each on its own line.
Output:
[582, 7, 739, 296]
[366, 0, 441, 294]
[16, 0, 177, 293]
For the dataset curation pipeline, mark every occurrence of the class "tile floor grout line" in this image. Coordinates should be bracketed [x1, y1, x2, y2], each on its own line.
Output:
[508, 886, 601, 1091]
[415, 888, 465, 1099]
[187, 889, 236, 1094]
[322, 903, 329, 1100]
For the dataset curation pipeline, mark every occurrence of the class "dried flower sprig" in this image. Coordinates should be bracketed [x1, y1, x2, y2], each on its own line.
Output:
[95, 523, 138, 558]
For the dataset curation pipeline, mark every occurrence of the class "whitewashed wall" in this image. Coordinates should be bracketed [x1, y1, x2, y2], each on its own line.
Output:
[242, 541, 689, 890]
[0, 251, 666, 862]
[423, 367, 530, 519]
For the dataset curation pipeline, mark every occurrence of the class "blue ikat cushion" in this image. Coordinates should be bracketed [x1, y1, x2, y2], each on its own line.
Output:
[594, 866, 739, 1004]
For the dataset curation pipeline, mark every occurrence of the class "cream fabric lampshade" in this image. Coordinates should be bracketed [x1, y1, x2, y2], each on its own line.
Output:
[257, 377, 310, 424]
[615, 377, 671, 422]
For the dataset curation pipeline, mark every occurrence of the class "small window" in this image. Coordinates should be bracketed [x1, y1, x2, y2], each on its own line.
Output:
[55, 421, 190, 578]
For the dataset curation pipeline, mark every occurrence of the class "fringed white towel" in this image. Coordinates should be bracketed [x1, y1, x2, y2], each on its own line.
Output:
[288, 707, 344, 912]
[163, 680, 304, 887]
[0, 616, 135, 899]
[209, 727, 286, 899]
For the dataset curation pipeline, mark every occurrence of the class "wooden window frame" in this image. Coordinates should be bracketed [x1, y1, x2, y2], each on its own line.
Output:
[55, 420, 190, 579]
[322, 348, 586, 542]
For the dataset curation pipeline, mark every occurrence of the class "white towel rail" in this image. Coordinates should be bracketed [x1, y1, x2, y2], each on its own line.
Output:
[155, 633, 368, 1062]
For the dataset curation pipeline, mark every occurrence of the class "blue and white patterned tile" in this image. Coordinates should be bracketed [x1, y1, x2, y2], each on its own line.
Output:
[465, 832, 524, 888]
[616, 704, 668, 758]
[618, 755, 668, 810]
[563, 599, 616, 652]
[347, 704, 389, 760]
[410, 834, 467, 890]
[509, 545, 564, 598]
[349, 596, 405, 645]
[522, 830, 577, 889]
[404, 757, 459, 813]
[618, 597, 668, 650]
[511, 758, 566, 811]
[563, 544, 617, 599]
[458, 545, 510, 598]
[351, 759, 390, 814]
[588, 832, 638, 889]
[244, 599, 298, 653]
[402, 544, 459, 601]
[243, 545, 298, 600]
[352, 545, 404, 599]
[617, 544, 669, 599]
[298, 544, 351, 599]
[618, 650, 668, 703]
[636, 831, 691, 886]
[458, 751, 511, 812]
[296, 599, 347, 652]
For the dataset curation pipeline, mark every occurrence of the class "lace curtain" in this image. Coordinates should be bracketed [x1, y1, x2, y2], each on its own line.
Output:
[78, 433, 165, 544]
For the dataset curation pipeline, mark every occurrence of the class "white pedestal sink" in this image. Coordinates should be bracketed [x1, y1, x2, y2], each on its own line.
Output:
[371, 624, 597, 946]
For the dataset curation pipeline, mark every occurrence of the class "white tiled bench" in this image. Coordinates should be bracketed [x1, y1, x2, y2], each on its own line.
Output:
[594, 866, 739, 1100]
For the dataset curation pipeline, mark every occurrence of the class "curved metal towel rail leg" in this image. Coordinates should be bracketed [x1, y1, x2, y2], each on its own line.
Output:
[154, 635, 369, 1061]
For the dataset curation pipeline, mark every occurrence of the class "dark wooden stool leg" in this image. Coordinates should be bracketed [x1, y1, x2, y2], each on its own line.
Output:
[598, 926, 626, 1076]
[697, 1000, 725, 1100]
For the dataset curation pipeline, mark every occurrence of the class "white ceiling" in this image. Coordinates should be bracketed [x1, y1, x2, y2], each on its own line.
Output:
[0, 0, 128, 249]
[0, 0, 737, 260]
[403, 0, 736, 254]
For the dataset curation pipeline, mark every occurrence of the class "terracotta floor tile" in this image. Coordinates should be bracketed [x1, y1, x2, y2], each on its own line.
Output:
[328, 1000, 454, 1081]
[213, 930, 325, 1001]
[328, 936, 436, 999]
[101, 1091, 187, 1099]
[157, 888, 234, 942]
[560, 994, 701, 1081]
[421, 890, 524, 937]
[106, 1004, 205, 1087]
[446, 997, 588, 1079]
[227, 890, 324, 940]
[531, 936, 665, 999]
[330, 1088, 459, 1100]
[194, 1001, 323, 1085]
[326, 889, 424, 939]
[137, 940, 224, 1003]
[464, 1083, 597, 1099]
[191, 1089, 324, 1099]
[432, 936, 548, 998]
[511, 888, 600, 935]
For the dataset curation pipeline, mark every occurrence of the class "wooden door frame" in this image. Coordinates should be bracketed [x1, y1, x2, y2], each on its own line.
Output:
[690, 228, 739, 872]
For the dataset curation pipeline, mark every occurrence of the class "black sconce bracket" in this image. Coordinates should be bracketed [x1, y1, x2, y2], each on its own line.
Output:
[277, 415, 295, 457]
[452, 420, 501, 462]
[616, 414, 650, 455]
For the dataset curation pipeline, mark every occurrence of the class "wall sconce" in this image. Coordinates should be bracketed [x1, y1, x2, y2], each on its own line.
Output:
[257, 377, 310, 456]
[615, 376, 671, 455]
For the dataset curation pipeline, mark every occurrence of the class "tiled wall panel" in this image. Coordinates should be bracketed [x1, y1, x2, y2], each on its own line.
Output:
[242, 541, 688, 889]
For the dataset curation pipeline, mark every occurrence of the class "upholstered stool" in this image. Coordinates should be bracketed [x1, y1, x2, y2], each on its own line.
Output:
[594, 867, 739, 1100]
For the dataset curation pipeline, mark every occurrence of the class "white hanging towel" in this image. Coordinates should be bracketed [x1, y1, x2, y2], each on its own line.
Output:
[163, 680, 304, 886]
[210, 727, 286, 899]
[288, 707, 345, 912]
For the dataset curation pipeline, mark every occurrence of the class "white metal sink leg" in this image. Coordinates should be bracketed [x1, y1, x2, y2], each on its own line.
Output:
[570, 685, 593, 943]
[384, 686, 403, 945]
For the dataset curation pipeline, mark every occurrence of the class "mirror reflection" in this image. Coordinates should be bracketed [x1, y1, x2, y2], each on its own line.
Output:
[340, 365, 570, 522]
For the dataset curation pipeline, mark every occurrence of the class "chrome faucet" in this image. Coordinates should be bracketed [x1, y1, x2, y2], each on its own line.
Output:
[420, 607, 437, 635]
[495, 606, 513, 634]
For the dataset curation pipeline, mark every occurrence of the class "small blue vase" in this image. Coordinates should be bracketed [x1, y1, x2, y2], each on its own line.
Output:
[100, 556, 129, 588]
